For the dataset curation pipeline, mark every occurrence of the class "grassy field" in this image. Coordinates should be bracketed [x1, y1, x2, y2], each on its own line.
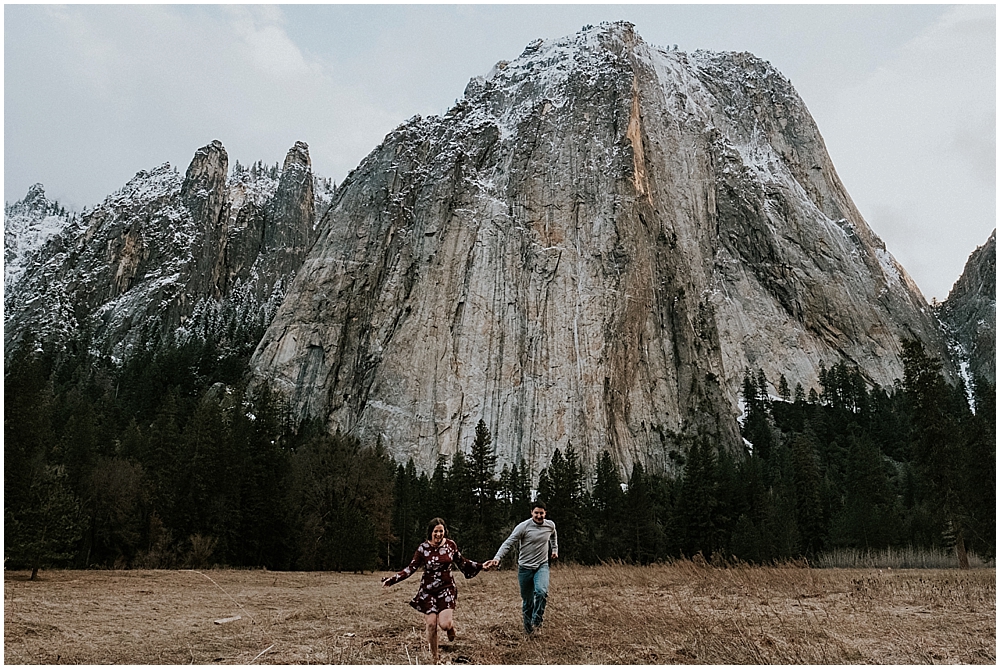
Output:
[4, 561, 995, 664]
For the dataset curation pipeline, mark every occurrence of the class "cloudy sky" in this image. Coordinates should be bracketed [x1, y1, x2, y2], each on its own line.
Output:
[4, 3, 995, 301]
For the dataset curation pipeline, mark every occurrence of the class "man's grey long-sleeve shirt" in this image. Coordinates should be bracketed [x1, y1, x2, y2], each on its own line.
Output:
[493, 518, 558, 569]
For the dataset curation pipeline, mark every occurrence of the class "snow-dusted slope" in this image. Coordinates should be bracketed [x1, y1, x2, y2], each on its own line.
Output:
[250, 22, 951, 475]
[4, 141, 327, 360]
[4, 184, 83, 297]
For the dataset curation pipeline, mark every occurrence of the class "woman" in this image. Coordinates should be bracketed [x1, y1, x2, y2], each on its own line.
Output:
[382, 518, 486, 663]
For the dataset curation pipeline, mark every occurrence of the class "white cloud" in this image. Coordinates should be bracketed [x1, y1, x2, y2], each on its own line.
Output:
[5, 5, 401, 208]
[819, 4, 995, 300]
[226, 7, 315, 82]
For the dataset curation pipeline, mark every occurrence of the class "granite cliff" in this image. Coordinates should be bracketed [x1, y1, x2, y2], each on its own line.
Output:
[248, 23, 952, 475]
[937, 230, 996, 385]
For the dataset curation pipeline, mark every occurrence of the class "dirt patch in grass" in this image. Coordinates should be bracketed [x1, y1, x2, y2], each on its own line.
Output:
[4, 562, 995, 664]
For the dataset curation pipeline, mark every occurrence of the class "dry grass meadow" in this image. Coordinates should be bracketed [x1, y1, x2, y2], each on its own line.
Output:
[4, 561, 995, 664]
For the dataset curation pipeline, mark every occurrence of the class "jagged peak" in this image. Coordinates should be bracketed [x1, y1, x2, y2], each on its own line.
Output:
[689, 48, 792, 92]
[24, 183, 48, 203]
[943, 229, 996, 305]
[462, 23, 629, 100]
[100, 162, 182, 209]
[281, 140, 312, 175]
[183, 140, 228, 187]
[6, 183, 54, 215]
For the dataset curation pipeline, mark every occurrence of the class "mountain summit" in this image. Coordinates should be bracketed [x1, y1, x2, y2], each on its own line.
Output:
[248, 23, 951, 474]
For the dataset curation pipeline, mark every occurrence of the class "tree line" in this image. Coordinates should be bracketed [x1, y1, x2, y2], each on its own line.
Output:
[5, 333, 994, 577]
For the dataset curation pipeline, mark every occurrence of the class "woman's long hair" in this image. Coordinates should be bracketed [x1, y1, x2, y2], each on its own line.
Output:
[426, 517, 450, 540]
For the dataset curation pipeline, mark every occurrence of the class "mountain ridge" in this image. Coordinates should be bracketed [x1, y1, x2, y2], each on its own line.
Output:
[4, 140, 332, 361]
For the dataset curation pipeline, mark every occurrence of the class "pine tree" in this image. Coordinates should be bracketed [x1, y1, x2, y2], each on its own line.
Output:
[447, 451, 473, 542]
[283, 432, 394, 571]
[762, 443, 803, 560]
[591, 450, 625, 562]
[818, 363, 830, 405]
[962, 378, 996, 558]
[5, 338, 56, 533]
[499, 457, 532, 525]
[537, 447, 587, 561]
[676, 439, 720, 558]
[392, 460, 423, 568]
[831, 434, 898, 550]
[82, 457, 146, 567]
[757, 369, 770, 403]
[623, 461, 659, 563]
[466, 419, 499, 558]
[230, 385, 292, 568]
[742, 369, 775, 459]
[778, 374, 791, 402]
[428, 455, 450, 520]
[901, 339, 969, 567]
[6, 465, 83, 579]
[788, 432, 825, 556]
[729, 454, 769, 562]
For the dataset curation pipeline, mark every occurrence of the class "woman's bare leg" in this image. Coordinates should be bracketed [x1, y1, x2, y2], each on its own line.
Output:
[438, 608, 456, 642]
[424, 613, 440, 663]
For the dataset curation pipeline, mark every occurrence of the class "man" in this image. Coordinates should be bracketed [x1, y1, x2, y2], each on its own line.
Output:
[484, 501, 558, 635]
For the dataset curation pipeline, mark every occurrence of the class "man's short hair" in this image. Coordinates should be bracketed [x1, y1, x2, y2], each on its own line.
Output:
[531, 500, 546, 511]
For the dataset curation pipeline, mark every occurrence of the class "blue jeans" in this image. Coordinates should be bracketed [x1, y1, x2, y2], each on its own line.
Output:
[517, 563, 549, 633]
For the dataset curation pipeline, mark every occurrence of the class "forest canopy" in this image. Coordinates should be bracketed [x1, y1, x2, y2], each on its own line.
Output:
[5, 334, 994, 576]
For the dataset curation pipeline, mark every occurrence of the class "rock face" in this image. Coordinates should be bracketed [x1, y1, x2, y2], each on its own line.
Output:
[5, 184, 80, 312]
[937, 230, 996, 384]
[249, 23, 951, 476]
[4, 140, 330, 359]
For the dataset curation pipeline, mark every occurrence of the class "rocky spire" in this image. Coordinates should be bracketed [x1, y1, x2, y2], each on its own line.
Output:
[265, 141, 315, 251]
[181, 139, 229, 229]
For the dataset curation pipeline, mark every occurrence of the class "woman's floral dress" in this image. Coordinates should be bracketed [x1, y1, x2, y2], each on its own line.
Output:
[382, 539, 483, 614]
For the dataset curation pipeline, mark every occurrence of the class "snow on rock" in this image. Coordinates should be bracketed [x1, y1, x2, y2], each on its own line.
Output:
[875, 247, 902, 287]
[249, 22, 952, 476]
[4, 141, 324, 362]
[4, 184, 82, 293]
[936, 229, 996, 384]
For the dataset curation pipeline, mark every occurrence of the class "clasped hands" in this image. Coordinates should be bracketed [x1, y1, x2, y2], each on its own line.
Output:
[483, 553, 556, 571]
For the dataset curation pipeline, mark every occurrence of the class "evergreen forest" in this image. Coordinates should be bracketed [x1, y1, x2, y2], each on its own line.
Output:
[5, 333, 994, 578]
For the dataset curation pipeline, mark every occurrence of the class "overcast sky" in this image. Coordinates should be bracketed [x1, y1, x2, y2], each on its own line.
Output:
[4, 3, 995, 301]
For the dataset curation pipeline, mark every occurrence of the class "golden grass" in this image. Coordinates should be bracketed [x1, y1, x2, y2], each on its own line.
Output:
[816, 546, 993, 570]
[4, 561, 995, 664]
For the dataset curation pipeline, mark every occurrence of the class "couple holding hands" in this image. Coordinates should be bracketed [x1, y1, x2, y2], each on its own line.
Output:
[381, 501, 557, 663]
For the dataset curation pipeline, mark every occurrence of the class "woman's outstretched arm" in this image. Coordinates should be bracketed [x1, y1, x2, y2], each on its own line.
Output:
[382, 547, 425, 587]
[452, 543, 484, 579]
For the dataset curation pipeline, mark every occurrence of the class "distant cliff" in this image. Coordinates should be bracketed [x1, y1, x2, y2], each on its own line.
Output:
[937, 230, 996, 385]
[248, 23, 953, 475]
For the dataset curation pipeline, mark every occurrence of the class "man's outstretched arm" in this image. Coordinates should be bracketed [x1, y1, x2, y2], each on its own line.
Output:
[485, 521, 525, 569]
